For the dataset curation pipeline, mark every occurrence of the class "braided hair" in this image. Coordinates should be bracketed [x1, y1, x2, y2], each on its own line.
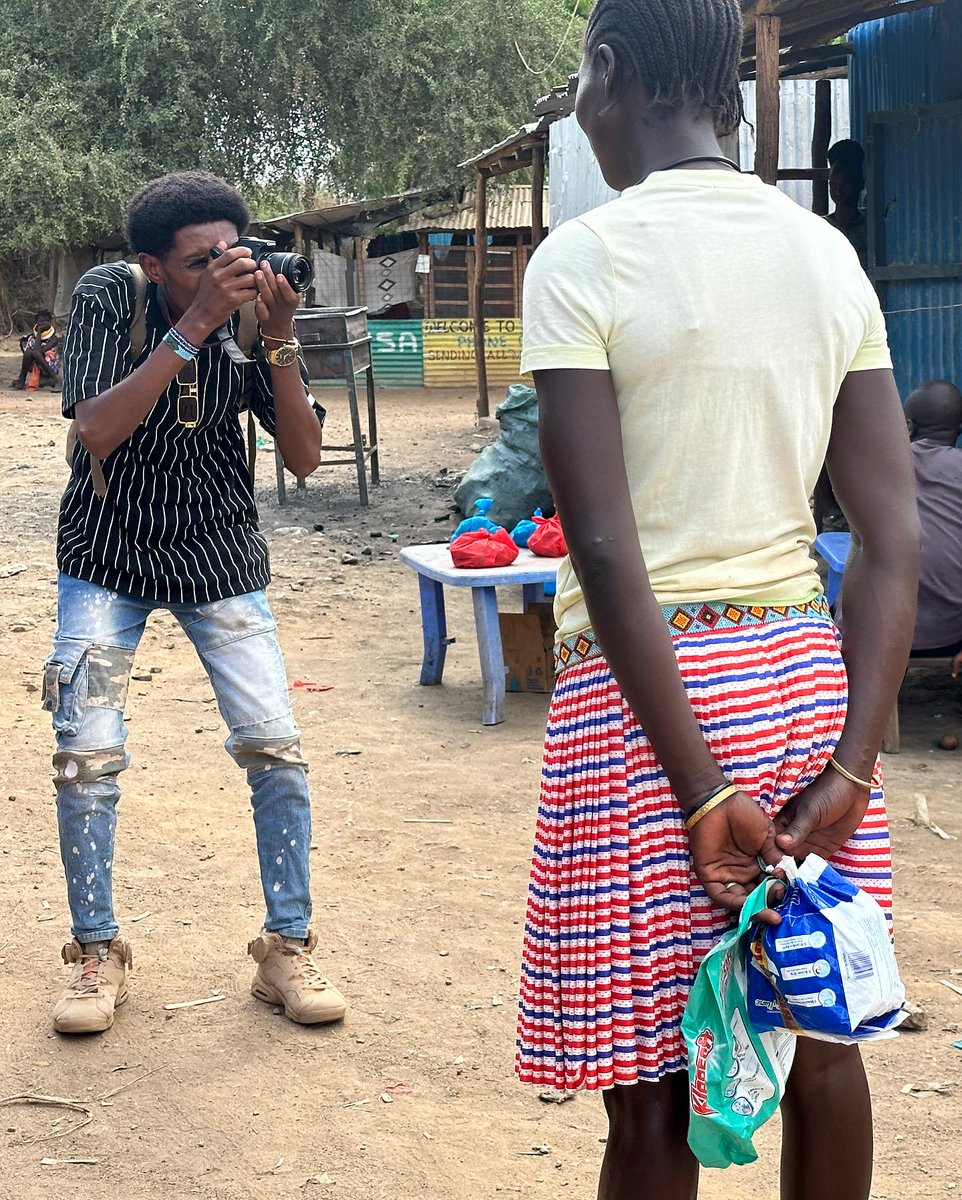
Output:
[585, 0, 744, 134]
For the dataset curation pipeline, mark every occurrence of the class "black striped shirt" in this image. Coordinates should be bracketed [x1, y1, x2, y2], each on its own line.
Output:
[59, 262, 292, 604]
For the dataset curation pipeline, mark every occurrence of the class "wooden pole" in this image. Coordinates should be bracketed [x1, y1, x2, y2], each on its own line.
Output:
[812, 78, 833, 216]
[473, 171, 490, 419]
[754, 12, 782, 186]
[418, 231, 433, 319]
[531, 140, 546, 249]
[353, 236, 366, 308]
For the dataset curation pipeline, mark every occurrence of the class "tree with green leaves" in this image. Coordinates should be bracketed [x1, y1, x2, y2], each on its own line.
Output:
[0, 0, 583, 320]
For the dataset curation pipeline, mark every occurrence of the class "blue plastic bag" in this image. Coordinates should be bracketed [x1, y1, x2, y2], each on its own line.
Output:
[450, 497, 500, 542]
[510, 508, 543, 548]
[747, 855, 906, 1043]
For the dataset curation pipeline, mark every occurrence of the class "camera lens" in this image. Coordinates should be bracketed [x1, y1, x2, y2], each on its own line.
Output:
[265, 252, 314, 295]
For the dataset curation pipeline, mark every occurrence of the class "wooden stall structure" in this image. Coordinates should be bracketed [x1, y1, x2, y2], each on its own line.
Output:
[738, 0, 946, 188]
[392, 184, 547, 322]
[458, 122, 552, 417]
[250, 186, 460, 309]
[384, 184, 548, 394]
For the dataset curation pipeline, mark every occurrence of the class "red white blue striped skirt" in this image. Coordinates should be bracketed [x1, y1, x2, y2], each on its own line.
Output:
[515, 600, 891, 1092]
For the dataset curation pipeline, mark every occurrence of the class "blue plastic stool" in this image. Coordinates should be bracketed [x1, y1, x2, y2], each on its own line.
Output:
[813, 532, 852, 607]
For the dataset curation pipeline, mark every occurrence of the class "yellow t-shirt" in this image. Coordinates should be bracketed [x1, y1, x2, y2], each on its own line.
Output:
[521, 169, 892, 642]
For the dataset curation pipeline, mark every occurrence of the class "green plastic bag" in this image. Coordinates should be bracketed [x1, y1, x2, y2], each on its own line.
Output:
[682, 879, 796, 1168]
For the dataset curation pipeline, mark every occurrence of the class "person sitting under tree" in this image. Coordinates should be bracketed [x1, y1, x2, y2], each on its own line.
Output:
[12, 308, 61, 390]
[45, 171, 346, 1035]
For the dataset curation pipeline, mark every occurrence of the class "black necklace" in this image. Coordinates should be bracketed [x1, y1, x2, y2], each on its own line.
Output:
[657, 154, 741, 173]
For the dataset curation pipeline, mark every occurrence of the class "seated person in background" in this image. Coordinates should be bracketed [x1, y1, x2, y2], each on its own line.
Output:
[905, 379, 962, 659]
[826, 139, 868, 269]
[12, 309, 61, 390]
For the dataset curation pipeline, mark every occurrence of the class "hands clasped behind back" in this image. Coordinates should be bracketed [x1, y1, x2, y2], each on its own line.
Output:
[688, 790, 785, 926]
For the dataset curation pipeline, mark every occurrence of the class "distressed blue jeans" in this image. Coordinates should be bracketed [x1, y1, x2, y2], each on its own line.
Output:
[44, 574, 312, 943]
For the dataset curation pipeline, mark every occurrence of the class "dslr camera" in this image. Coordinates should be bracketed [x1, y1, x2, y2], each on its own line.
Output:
[210, 236, 314, 294]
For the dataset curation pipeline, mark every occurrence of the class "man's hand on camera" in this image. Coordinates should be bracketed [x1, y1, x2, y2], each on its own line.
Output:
[185, 241, 259, 338]
[255, 260, 299, 344]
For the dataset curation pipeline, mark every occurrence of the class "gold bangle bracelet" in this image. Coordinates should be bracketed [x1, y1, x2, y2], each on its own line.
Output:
[685, 784, 740, 831]
[828, 755, 873, 790]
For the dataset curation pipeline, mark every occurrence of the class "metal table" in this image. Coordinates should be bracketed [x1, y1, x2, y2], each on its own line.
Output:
[282, 307, 380, 506]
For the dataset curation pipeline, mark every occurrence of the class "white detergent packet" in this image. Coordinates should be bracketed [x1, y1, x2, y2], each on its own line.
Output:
[747, 855, 907, 1044]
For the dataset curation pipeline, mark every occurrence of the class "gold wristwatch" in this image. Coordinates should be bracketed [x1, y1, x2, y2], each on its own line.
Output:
[262, 337, 299, 368]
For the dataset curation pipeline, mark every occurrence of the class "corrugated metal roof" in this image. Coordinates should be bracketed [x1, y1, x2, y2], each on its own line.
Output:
[459, 120, 554, 175]
[252, 186, 460, 238]
[740, 0, 945, 56]
[394, 186, 547, 233]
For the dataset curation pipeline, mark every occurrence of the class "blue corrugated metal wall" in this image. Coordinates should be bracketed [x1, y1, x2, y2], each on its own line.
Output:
[850, 1, 962, 137]
[850, 0, 962, 399]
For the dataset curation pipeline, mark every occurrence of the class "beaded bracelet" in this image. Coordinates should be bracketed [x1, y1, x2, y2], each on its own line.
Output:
[683, 781, 740, 831]
[162, 328, 202, 362]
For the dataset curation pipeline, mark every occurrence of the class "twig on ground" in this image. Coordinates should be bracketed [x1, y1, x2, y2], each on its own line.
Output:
[910, 793, 956, 841]
[0, 1094, 92, 1143]
[96, 1064, 168, 1103]
[162, 994, 226, 1011]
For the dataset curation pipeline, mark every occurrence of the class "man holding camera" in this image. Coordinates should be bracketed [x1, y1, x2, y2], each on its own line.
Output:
[45, 170, 346, 1034]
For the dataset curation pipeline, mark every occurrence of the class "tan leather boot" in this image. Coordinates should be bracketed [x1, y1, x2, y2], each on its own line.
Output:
[53, 937, 132, 1034]
[248, 930, 347, 1025]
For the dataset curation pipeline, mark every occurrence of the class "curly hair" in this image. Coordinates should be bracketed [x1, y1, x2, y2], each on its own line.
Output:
[585, 0, 744, 134]
[126, 171, 250, 258]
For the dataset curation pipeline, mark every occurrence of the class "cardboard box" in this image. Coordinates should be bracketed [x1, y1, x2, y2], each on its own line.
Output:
[500, 604, 556, 694]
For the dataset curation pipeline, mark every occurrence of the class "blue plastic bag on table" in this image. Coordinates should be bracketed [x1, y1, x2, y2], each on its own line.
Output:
[747, 855, 906, 1043]
[451, 497, 499, 542]
[682, 877, 796, 1169]
[510, 508, 543, 548]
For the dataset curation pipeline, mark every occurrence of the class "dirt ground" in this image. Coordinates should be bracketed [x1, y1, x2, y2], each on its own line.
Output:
[0, 353, 960, 1200]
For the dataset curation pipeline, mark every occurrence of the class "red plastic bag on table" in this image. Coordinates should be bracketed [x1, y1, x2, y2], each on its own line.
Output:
[527, 513, 568, 557]
[449, 526, 519, 569]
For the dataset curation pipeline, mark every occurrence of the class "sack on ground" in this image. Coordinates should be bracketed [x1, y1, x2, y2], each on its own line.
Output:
[682, 879, 796, 1169]
[454, 385, 552, 529]
[747, 855, 905, 1043]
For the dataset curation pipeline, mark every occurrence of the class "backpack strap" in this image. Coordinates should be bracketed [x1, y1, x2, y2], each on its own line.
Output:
[127, 263, 150, 361]
[71, 262, 150, 498]
[236, 301, 260, 483]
